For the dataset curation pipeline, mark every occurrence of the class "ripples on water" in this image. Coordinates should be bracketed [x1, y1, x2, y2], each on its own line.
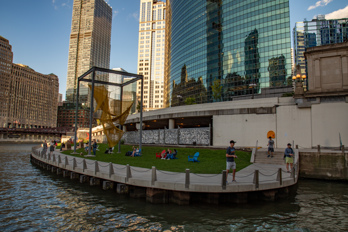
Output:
[0, 144, 347, 231]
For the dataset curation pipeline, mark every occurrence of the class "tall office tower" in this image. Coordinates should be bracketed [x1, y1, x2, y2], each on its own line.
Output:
[137, 0, 166, 111]
[165, 0, 292, 107]
[293, 16, 348, 76]
[0, 36, 13, 128]
[8, 64, 59, 128]
[65, 0, 112, 104]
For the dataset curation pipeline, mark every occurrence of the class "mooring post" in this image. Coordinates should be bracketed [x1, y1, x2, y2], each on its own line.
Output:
[126, 164, 132, 182]
[58, 155, 61, 166]
[109, 162, 114, 178]
[253, 170, 259, 189]
[222, 170, 227, 190]
[317, 144, 321, 153]
[185, 169, 190, 189]
[276, 168, 282, 186]
[151, 166, 157, 186]
[342, 145, 345, 154]
[52, 154, 56, 163]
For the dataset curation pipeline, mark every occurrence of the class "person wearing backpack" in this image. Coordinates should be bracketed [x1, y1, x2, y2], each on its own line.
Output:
[284, 143, 294, 173]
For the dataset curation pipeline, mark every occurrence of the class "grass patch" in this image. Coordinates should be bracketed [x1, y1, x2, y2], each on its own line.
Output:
[61, 144, 251, 174]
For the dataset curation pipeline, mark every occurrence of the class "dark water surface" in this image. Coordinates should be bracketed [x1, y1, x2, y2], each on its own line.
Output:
[0, 144, 347, 231]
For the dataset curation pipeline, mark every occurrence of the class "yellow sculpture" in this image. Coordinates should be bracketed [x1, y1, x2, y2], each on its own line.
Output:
[89, 85, 133, 148]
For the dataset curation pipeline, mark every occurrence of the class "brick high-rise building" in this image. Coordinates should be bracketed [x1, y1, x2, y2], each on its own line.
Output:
[0, 36, 13, 127]
[65, 0, 112, 104]
[137, 0, 166, 111]
[8, 64, 59, 128]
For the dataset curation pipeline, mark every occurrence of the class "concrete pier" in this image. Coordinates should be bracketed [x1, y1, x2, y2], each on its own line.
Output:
[30, 145, 300, 205]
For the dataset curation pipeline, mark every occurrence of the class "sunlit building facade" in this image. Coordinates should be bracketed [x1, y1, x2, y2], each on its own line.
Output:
[293, 16, 348, 76]
[65, 0, 112, 104]
[9, 64, 59, 128]
[137, 0, 166, 111]
[0, 36, 13, 127]
[165, 0, 292, 106]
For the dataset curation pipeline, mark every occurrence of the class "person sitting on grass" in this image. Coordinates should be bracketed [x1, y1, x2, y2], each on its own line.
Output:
[160, 149, 169, 159]
[166, 149, 178, 159]
[131, 146, 139, 157]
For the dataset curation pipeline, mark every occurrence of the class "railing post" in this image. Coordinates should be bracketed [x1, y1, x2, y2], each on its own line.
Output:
[276, 168, 282, 186]
[73, 158, 76, 170]
[126, 164, 132, 182]
[95, 161, 99, 175]
[151, 166, 157, 186]
[222, 170, 227, 190]
[253, 170, 259, 189]
[109, 162, 114, 178]
[64, 156, 68, 168]
[317, 144, 321, 153]
[83, 159, 87, 172]
[185, 169, 190, 189]
[52, 154, 56, 163]
[342, 145, 345, 154]
[58, 155, 61, 165]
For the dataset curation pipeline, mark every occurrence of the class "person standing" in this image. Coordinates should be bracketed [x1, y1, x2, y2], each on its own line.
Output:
[49, 140, 55, 156]
[284, 143, 294, 173]
[42, 140, 48, 155]
[267, 137, 275, 158]
[226, 140, 238, 183]
[92, 139, 97, 156]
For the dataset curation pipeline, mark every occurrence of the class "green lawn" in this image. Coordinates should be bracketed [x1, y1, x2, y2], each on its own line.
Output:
[59, 144, 251, 174]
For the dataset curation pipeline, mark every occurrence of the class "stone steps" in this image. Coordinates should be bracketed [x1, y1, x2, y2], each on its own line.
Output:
[254, 151, 285, 165]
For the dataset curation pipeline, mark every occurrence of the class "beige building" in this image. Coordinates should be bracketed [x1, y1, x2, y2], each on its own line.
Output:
[7, 64, 59, 128]
[305, 42, 348, 96]
[137, 0, 166, 111]
[66, 0, 112, 104]
[0, 36, 13, 127]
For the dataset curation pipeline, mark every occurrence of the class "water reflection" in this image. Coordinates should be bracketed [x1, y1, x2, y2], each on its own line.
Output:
[0, 144, 347, 231]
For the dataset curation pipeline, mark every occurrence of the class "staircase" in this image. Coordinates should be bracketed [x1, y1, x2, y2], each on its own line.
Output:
[254, 150, 285, 165]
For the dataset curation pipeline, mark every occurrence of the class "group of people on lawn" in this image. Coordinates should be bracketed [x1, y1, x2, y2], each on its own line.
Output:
[160, 148, 177, 160]
[226, 138, 295, 183]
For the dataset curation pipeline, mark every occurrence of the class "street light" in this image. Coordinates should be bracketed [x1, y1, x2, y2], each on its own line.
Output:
[249, 83, 257, 99]
[177, 95, 183, 105]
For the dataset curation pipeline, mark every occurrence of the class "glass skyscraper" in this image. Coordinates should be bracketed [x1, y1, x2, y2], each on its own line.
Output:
[165, 0, 292, 107]
[294, 16, 348, 76]
[65, 0, 112, 104]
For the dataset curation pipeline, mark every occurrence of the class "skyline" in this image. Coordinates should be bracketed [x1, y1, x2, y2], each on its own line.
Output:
[0, 0, 347, 100]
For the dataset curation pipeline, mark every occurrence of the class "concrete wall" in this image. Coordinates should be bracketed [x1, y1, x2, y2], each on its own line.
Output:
[300, 152, 348, 180]
[213, 114, 275, 147]
[276, 105, 312, 148]
[312, 102, 348, 148]
[213, 101, 348, 148]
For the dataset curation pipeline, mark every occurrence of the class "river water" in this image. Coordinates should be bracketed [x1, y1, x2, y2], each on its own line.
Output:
[0, 144, 347, 231]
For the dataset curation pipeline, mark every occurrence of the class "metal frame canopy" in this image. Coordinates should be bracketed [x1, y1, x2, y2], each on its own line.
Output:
[73, 66, 144, 155]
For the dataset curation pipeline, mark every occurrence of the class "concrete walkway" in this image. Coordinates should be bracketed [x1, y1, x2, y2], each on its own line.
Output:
[31, 146, 298, 193]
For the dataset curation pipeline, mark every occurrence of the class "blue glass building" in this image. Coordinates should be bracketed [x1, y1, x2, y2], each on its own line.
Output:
[165, 0, 292, 106]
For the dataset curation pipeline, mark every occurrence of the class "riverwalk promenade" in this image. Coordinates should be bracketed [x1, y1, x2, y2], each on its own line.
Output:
[30, 145, 299, 204]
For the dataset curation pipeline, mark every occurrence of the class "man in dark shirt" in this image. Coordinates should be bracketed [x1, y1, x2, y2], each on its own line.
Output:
[226, 140, 238, 183]
[267, 137, 275, 158]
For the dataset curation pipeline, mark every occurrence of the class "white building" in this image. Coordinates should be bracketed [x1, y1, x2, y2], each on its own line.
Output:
[137, 0, 166, 111]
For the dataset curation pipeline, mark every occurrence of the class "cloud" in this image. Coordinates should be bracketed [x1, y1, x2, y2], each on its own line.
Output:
[114, 10, 119, 16]
[326, 5, 348, 19]
[128, 12, 139, 21]
[308, 0, 333, 11]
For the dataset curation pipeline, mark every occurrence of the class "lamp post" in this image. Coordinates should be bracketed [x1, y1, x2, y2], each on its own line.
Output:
[249, 83, 257, 99]
[177, 95, 183, 105]
[292, 74, 307, 96]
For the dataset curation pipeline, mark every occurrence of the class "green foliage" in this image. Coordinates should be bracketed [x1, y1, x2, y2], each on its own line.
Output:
[184, 97, 196, 105]
[212, 79, 222, 101]
[62, 144, 251, 174]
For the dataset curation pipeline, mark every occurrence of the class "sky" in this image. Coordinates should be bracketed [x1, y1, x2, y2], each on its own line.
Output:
[0, 0, 347, 100]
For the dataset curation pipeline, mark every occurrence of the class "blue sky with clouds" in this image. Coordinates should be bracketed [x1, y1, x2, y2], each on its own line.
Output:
[0, 0, 347, 100]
